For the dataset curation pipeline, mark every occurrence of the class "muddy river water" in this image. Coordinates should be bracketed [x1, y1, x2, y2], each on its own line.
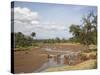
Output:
[34, 47, 81, 72]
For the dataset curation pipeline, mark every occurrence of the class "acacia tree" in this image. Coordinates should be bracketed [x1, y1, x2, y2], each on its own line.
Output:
[31, 32, 36, 39]
[69, 12, 97, 50]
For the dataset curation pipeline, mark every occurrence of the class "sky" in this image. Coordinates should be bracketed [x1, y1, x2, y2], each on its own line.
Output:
[11, 1, 97, 39]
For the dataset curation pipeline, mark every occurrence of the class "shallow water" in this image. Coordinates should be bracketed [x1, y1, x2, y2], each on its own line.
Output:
[34, 55, 63, 72]
[34, 47, 81, 72]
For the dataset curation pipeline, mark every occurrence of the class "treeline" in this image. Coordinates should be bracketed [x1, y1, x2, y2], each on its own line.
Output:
[14, 32, 33, 48]
[33, 38, 68, 43]
[13, 32, 69, 48]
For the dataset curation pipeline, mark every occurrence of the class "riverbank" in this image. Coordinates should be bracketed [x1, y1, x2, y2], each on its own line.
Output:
[14, 43, 97, 73]
[44, 59, 97, 72]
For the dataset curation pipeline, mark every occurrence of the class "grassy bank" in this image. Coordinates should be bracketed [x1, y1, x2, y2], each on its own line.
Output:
[44, 59, 97, 72]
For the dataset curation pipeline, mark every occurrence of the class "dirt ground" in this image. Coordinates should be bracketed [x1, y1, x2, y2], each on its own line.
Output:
[14, 47, 48, 73]
[14, 44, 96, 73]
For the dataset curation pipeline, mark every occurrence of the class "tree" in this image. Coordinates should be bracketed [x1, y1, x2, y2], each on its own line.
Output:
[91, 13, 97, 45]
[31, 32, 36, 38]
[56, 37, 60, 43]
[15, 32, 33, 48]
[69, 12, 97, 50]
[69, 24, 81, 43]
[81, 12, 97, 46]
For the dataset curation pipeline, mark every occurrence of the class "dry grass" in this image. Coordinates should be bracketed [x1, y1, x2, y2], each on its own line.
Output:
[89, 45, 97, 50]
[81, 51, 96, 57]
[55, 43, 81, 45]
[44, 59, 97, 72]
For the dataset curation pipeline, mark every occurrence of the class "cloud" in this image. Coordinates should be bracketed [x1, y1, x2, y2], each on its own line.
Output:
[13, 7, 67, 32]
[14, 7, 39, 25]
[14, 7, 67, 28]
[38, 24, 66, 30]
[13, 7, 68, 39]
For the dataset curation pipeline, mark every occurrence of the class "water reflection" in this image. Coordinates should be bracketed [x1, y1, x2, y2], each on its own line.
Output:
[48, 56, 57, 66]
[35, 47, 80, 72]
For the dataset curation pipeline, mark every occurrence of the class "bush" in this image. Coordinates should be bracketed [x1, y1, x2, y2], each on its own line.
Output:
[79, 53, 89, 61]
[89, 54, 97, 59]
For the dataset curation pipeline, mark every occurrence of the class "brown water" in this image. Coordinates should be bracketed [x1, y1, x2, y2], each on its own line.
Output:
[34, 47, 81, 72]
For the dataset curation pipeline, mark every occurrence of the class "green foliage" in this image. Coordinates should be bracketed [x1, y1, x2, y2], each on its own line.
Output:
[69, 12, 97, 49]
[31, 32, 36, 37]
[15, 32, 33, 48]
[69, 25, 81, 43]
[33, 38, 68, 44]
[14, 32, 69, 48]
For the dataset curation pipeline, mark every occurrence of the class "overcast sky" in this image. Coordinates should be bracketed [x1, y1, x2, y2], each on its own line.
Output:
[12, 1, 97, 39]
